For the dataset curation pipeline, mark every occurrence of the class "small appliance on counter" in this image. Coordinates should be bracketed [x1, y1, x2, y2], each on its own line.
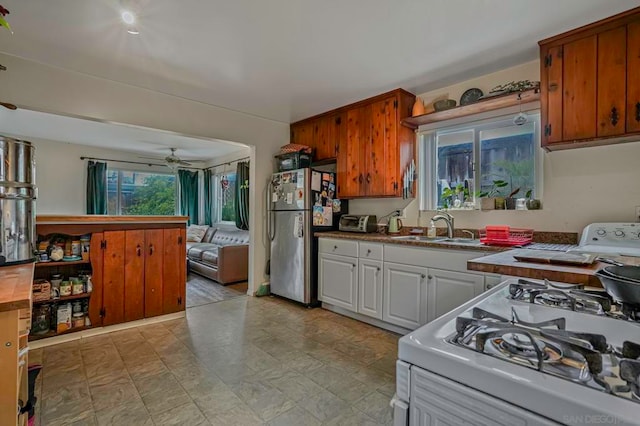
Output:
[338, 215, 377, 233]
[0, 136, 37, 266]
[268, 168, 347, 305]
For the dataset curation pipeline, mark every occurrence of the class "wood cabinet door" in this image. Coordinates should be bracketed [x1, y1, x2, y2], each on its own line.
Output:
[162, 228, 186, 314]
[338, 106, 369, 198]
[562, 35, 598, 141]
[328, 112, 345, 160]
[358, 258, 383, 319]
[318, 253, 358, 311]
[541, 46, 564, 145]
[88, 232, 104, 327]
[597, 26, 627, 137]
[369, 96, 398, 196]
[383, 262, 428, 330]
[426, 268, 483, 322]
[628, 20, 640, 133]
[144, 229, 164, 317]
[313, 116, 331, 160]
[290, 121, 315, 151]
[102, 231, 126, 326]
[124, 230, 145, 322]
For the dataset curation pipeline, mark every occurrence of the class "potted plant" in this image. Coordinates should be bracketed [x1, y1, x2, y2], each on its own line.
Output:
[525, 189, 541, 210]
[475, 180, 508, 210]
[505, 187, 520, 210]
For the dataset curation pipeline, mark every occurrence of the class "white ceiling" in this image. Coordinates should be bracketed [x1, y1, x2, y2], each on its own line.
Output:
[0, 0, 638, 123]
[0, 107, 246, 161]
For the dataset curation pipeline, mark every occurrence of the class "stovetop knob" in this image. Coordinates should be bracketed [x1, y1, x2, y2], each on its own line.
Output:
[615, 230, 625, 237]
[596, 229, 606, 236]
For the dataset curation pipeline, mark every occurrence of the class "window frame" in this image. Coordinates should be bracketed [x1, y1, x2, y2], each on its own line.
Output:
[211, 170, 237, 225]
[106, 167, 178, 216]
[419, 111, 543, 211]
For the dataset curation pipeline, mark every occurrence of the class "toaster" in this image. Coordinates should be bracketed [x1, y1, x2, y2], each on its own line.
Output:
[339, 215, 378, 233]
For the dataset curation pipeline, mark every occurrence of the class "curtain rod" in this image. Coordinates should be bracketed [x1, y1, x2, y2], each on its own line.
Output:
[80, 156, 202, 170]
[203, 156, 250, 171]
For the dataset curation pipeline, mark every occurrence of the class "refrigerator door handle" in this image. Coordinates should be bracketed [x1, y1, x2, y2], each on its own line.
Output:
[267, 182, 275, 241]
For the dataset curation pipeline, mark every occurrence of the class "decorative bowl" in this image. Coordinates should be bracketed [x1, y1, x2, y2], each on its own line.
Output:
[433, 99, 457, 111]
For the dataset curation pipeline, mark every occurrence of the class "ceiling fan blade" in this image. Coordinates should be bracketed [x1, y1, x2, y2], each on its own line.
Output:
[177, 160, 192, 166]
[138, 155, 165, 160]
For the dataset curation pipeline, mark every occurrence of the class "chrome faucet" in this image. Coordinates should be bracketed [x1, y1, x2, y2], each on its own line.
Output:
[431, 211, 454, 238]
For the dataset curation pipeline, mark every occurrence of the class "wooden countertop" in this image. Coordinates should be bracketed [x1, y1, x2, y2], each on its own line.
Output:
[316, 231, 508, 253]
[468, 250, 640, 287]
[37, 215, 189, 225]
[0, 263, 34, 312]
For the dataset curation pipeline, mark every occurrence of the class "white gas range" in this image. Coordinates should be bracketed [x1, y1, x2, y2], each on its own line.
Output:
[394, 278, 640, 425]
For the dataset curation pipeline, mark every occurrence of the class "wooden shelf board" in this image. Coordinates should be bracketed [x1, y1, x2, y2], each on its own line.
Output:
[402, 89, 540, 129]
[35, 260, 91, 268]
[33, 293, 91, 305]
[29, 325, 92, 341]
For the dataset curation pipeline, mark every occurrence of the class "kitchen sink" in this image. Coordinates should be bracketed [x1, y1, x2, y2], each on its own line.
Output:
[435, 238, 483, 246]
[390, 235, 446, 242]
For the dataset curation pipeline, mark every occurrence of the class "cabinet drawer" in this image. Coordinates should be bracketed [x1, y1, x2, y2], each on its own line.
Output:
[318, 238, 358, 257]
[359, 242, 383, 260]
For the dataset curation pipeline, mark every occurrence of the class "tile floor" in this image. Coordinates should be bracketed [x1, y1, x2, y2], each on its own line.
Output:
[185, 274, 248, 308]
[31, 294, 400, 425]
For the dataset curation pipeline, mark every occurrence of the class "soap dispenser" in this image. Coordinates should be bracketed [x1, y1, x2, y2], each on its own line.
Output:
[427, 220, 437, 238]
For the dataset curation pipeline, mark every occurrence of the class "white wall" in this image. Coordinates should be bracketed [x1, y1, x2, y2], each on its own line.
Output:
[0, 53, 287, 295]
[348, 60, 640, 233]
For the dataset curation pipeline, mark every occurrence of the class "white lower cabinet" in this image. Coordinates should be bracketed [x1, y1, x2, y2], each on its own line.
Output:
[383, 262, 428, 329]
[318, 253, 358, 311]
[427, 268, 484, 322]
[358, 258, 383, 319]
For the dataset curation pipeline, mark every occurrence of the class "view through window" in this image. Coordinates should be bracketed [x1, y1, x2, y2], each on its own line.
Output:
[107, 169, 177, 215]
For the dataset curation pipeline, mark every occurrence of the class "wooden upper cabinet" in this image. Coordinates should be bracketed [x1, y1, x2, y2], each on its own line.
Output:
[539, 7, 640, 150]
[339, 106, 368, 198]
[369, 96, 398, 196]
[597, 26, 627, 137]
[562, 35, 597, 141]
[290, 121, 315, 151]
[628, 21, 640, 133]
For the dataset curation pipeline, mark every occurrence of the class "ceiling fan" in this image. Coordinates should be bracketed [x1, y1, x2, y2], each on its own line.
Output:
[139, 148, 201, 170]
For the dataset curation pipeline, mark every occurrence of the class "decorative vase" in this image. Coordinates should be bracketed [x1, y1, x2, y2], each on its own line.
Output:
[494, 197, 506, 210]
[480, 198, 495, 211]
[526, 199, 541, 210]
[505, 198, 517, 210]
[412, 98, 425, 117]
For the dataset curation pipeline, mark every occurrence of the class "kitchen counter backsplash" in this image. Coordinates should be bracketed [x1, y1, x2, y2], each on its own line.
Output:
[373, 226, 578, 244]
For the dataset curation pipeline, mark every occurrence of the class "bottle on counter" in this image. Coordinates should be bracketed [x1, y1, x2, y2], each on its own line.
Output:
[427, 220, 437, 238]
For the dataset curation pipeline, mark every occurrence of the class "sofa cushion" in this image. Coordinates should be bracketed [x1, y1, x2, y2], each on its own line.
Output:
[187, 243, 219, 260]
[201, 248, 219, 266]
[210, 229, 250, 246]
[187, 225, 209, 242]
[202, 227, 217, 243]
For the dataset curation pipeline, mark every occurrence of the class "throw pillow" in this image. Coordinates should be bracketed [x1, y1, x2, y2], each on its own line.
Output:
[186, 225, 209, 242]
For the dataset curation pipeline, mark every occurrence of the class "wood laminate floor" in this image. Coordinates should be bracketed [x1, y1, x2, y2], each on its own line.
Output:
[186, 274, 248, 308]
[31, 295, 399, 425]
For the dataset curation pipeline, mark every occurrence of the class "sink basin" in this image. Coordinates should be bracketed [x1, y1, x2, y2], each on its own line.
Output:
[436, 238, 483, 246]
[390, 235, 446, 242]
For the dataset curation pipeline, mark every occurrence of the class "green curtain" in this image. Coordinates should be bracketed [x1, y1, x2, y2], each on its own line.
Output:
[235, 161, 250, 230]
[178, 169, 199, 225]
[203, 169, 213, 226]
[86, 161, 107, 214]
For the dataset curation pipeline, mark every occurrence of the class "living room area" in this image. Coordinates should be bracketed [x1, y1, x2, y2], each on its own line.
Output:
[1, 107, 252, 309]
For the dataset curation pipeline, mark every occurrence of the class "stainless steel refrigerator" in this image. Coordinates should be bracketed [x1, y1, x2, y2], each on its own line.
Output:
[268, 168, 346, 305]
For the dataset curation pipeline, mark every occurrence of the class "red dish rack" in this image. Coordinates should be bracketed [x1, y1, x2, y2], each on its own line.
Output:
[479, 226, 533, 246]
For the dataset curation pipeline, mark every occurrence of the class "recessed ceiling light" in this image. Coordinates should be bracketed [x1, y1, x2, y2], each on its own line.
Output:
[121, 10, 136, 25]
[127, 28, 140, 35]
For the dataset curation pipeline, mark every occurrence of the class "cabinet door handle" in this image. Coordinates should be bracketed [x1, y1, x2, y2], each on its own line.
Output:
[548, 82, 558, 92]
[366, 173, 371, 184]
[149, 244, 154, 255]
[428, 275, 433, 280]
[359, 174, 363, 184]
[333, 245, 337, 251]
[610, 106, 619, 126]
[636, 102, 640, 123]
[367, 249, 371, 256]
[376, 267, 381, 272]
[136, 244, 141, 257]
[421, 274, 426, 279]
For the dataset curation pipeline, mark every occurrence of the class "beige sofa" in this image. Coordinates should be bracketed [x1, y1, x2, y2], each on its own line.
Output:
[186, 226, 249, 284]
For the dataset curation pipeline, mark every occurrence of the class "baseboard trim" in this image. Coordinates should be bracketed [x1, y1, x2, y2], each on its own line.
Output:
[29, 311, 186, 349]
[321, 303, 411, 335]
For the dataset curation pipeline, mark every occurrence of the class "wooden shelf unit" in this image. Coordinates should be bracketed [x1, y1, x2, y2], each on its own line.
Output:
[401, 89, 541, 129]
[33, 293, 91, 306]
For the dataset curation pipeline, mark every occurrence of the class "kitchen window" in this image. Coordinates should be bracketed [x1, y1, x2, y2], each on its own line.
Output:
[212, 171, 237, 223]
[107, 169, 177, 215]
[419, 113, 542, 210]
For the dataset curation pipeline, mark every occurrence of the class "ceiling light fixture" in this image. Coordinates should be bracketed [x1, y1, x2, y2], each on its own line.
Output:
[127, 28, 140, 35]
[121, 10, 136, 25]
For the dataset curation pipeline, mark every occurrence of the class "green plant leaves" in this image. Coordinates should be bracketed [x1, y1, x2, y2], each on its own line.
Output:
[0, 16, 11, 33]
